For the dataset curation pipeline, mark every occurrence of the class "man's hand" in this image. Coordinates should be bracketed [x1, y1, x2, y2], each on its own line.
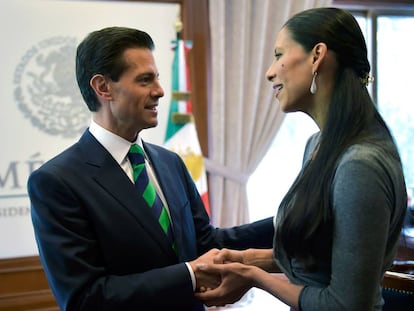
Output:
[189, 248, 222, 292]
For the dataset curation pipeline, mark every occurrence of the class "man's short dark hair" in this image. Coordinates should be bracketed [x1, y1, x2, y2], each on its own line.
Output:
[76, 27, 155, 111]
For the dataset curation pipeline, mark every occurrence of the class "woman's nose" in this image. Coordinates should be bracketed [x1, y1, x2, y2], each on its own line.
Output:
[266, 68, 275, 82]
[266, 61, 277, 82]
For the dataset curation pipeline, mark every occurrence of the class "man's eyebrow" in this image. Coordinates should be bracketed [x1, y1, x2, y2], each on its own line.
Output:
[136, 72, 158, 79]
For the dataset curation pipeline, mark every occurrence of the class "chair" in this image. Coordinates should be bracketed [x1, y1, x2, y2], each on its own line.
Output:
[381, 261, 414, 311]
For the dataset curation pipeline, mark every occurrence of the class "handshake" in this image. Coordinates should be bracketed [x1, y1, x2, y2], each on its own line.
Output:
[188, 248, 278, 307]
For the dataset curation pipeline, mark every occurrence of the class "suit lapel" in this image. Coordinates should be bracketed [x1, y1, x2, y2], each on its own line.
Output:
[78, 131, 177, 259]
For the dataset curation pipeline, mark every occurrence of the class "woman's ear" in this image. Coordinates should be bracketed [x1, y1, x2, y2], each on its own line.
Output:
[90, 74, 112, 101]
[311, 42, 328, 72]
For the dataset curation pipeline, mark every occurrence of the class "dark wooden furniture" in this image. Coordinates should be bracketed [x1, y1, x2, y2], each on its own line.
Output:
[0, 256, 58, 311]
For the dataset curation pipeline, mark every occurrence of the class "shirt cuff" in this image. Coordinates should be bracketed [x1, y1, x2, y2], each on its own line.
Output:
[185, 262, 196, 292]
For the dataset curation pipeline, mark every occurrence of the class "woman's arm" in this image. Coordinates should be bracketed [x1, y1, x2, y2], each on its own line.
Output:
[195, 262, 303, 309]
[215, 248, 280, 272]
[195, 248, 302, 308]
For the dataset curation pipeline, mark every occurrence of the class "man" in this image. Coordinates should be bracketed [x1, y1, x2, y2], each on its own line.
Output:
[28, 27, 274, 310]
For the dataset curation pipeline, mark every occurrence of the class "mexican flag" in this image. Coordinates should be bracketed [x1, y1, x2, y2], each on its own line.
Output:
[164, 36, 211, 217]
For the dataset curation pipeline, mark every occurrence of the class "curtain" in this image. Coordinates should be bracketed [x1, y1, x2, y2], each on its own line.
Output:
[207, 0, 332, 227]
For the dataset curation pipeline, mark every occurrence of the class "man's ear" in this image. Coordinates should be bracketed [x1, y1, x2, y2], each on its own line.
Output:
[90, 74, 112, 101]
[311, 42, 328, 72]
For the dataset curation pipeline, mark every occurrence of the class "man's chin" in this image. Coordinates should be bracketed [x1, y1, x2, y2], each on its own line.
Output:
[143, 121, 158, 129]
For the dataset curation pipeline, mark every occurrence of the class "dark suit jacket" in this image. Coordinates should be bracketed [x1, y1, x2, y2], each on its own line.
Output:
[28, 130, 274, 311]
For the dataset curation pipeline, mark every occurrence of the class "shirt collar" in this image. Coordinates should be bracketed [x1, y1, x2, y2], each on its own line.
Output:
[89, 120, 143, 165]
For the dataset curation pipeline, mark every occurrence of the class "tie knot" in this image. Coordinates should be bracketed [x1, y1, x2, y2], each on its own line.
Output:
[129, 144, 144, 155]
[128, 144, 145, 165]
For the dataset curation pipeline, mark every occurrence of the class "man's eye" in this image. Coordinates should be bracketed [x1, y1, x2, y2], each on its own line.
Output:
[138, 76, 152, 84]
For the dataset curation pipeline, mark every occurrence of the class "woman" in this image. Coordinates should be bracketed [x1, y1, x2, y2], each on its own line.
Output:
[195, 7, 407, 310]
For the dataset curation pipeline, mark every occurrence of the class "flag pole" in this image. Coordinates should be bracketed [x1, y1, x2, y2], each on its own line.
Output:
[171, 12, 192, 124]
[164, 12, 211, 216]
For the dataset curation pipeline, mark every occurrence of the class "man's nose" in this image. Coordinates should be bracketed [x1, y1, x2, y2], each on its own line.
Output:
[152, 81, 164, 97]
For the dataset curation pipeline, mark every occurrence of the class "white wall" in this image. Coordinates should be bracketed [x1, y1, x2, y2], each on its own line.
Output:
[0, 0, 179, 258]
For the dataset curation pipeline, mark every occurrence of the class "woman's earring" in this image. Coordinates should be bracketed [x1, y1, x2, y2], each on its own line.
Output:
[310, 72, 317, 94]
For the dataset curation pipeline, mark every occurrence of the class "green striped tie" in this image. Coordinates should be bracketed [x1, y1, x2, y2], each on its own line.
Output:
[128, 144, 176, 254]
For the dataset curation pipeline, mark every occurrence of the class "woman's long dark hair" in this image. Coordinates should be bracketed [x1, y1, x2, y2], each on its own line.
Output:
[276, 8, 392, 269]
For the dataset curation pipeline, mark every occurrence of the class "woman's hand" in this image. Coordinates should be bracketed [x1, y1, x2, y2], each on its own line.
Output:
[195, 258, 303, 309]
[214, 248, 245, 264]
[216, 248, 279, 272]
[195, 262, 257, 307]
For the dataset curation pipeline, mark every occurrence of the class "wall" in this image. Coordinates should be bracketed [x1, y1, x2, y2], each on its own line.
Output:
[0, 0, 179, 260]
[0, 0, 209, 309]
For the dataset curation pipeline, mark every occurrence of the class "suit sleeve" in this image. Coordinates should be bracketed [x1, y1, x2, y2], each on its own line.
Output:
[168, 151, 275, 254]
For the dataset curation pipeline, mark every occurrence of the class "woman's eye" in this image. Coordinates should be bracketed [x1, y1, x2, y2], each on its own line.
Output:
[275, 53, 282, 60]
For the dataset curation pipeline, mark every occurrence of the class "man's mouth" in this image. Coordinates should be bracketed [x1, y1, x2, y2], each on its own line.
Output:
[145, 104, 158, 111]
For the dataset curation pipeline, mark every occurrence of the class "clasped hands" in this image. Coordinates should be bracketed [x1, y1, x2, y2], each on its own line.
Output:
[189, 248, 254, 307]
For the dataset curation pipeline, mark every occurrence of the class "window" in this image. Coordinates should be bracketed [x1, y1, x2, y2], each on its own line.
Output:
[375, 13, 414, 253]
[247, 6, 414, 258]
[247, 113, 318, 222]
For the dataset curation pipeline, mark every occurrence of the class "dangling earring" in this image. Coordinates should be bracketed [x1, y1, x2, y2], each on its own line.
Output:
[310, 72, 317, 94]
